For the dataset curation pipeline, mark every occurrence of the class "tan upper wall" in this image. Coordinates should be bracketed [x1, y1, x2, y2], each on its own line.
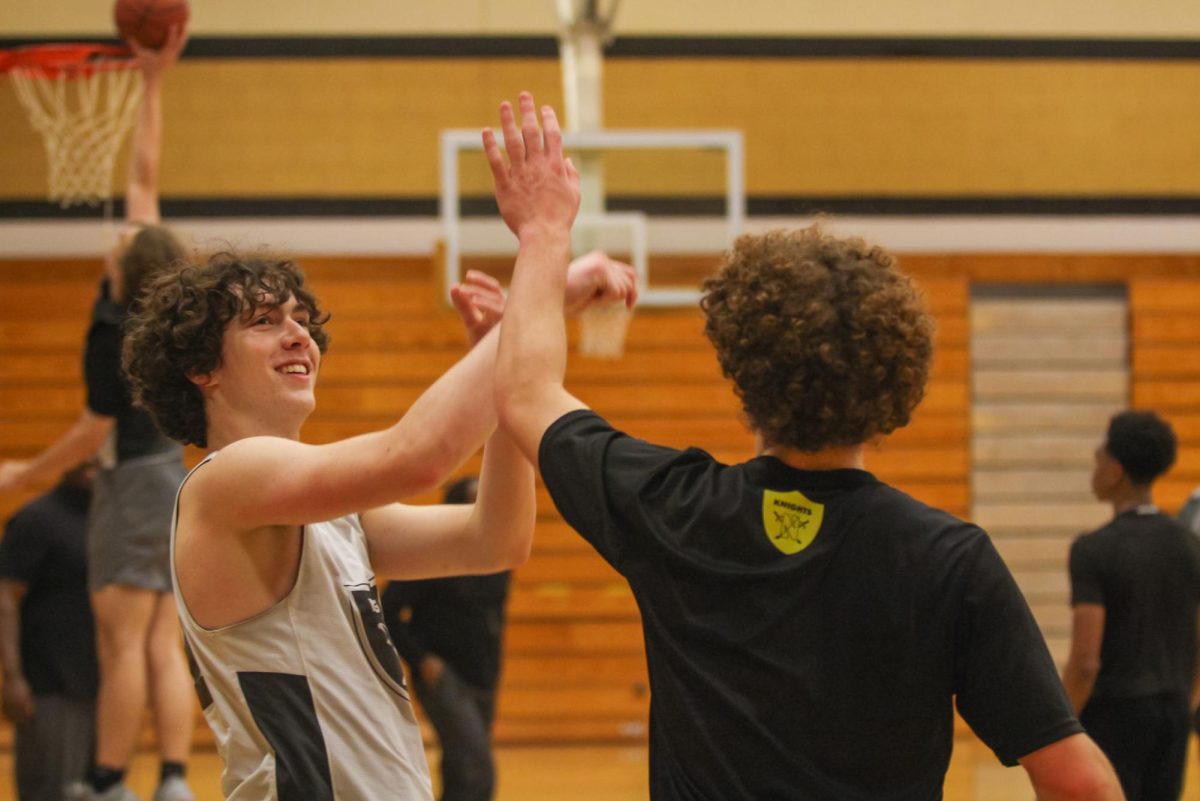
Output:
[3, 0, 1200, 38]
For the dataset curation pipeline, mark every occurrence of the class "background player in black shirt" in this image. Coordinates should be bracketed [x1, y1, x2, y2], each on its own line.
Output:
[483, 91, 1122, 801]
[0, 462, 98, 801]
[1064, 410, 1200, 801]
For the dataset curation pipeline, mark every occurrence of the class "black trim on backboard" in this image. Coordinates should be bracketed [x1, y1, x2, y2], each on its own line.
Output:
[0, 35, 1197, 60]
[2, 195, 1198, 220]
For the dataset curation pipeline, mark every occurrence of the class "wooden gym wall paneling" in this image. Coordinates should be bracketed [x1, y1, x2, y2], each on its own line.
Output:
[1130, 277, 1200, 512]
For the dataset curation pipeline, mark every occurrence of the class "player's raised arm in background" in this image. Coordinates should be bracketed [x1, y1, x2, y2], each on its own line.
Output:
[488, 92, 637, 466]
[0, 26, 190, 496]
[124, 23, 188, 225]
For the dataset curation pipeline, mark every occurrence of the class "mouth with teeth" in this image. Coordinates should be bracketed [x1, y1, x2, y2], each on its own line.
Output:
[278, 364, 310, 376]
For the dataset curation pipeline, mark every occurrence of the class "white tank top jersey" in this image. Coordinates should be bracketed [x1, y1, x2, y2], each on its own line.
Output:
[171, 454, 433, 801]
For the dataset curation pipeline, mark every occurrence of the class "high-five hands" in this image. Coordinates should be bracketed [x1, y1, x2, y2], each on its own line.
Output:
[483, 92, 581, 241]
[565, 251, 638, 316]
[450, 270, 506, 347]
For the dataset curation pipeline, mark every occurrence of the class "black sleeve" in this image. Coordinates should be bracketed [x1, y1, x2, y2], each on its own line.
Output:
[538, 409, 690, 571]
[380, 580, 429, 669]
[954, 536, 1083, 766]
[84, 322, 126, 418]
[0, 509, 49, 586]
[1068, 535, 1104, 606]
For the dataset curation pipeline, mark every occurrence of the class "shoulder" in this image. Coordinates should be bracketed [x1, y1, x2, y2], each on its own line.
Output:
[1068, 523, 1113, 566]
[870, 480, 987, 546]
[540, 408, 707, 476]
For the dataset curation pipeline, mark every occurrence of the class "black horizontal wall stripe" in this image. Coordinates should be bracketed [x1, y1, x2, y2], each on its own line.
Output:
[1, 35, 1197, 61]
[2, 195, 1199, 220]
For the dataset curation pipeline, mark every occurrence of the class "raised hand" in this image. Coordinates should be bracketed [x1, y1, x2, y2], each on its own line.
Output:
[129, 22, 189, 80]
[450, 270, 506, 347]
[482, 92, 580, 242]
[564, 250, 639, 316]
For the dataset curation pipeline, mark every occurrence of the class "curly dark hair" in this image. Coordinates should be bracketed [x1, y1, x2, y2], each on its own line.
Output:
[701, 226, 933, 451]
[122, 251, 331, 448]
[1105, 410, 1176, 485]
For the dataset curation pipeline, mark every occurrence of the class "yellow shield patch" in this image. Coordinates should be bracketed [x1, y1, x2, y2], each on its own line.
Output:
[761, 490, 825, 555]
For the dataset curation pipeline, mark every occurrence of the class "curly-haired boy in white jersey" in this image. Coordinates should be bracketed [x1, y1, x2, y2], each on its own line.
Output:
[121, 244, 634, 801]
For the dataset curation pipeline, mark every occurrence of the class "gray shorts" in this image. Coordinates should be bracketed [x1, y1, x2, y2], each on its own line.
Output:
[87, 448, 186, 593]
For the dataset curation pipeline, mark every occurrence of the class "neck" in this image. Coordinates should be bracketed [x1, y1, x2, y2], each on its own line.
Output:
[205, 400, 304, 450]
[759, 441, 866, 471]
[1111, 484, 1154, 516]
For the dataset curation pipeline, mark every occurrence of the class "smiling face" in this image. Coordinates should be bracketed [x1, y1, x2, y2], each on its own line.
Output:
[194, 292, 322, 440]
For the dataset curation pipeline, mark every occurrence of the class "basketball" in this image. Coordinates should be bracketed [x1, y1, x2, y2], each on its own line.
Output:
[113, 0, 189, 50]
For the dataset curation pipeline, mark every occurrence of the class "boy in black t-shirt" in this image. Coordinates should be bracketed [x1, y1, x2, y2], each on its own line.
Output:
[0, 463, 98, 801]
[484, 91, 1122, 801]
[1065, 411, 1200, 801]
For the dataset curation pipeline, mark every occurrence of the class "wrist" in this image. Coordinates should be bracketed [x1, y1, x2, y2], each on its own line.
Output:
[516, 224, 571, 251]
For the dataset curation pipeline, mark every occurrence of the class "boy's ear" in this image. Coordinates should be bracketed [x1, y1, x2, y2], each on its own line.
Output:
[187, 370, 215, 389]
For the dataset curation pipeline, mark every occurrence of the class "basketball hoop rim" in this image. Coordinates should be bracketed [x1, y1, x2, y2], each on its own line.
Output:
[0, 43, 135, 79]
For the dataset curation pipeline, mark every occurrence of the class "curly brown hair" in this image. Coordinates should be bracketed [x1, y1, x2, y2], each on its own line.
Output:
[122, 251, 330, 448]
[701, 226, 933, 452]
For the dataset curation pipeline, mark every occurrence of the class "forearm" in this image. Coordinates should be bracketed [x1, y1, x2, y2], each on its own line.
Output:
[495, 228, 575, 460]
[0, 593, 24, 685]
[126, 71, 163, 224]
[17, 410, 111, 487]
[469, 427, 536, 570]
[384, 326, 503, 492]
[1062, 661, 1098, 714]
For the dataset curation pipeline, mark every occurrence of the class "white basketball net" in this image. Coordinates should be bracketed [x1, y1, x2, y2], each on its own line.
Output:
[9, 64, 142, 208]
[578, 301, 632, 359]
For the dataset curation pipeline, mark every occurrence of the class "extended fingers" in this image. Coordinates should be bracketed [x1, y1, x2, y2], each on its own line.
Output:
[499, 101, 524, 167]
[519, 92, 543, 157]
[463, 269, 504, 294]
[482, 128, 508, 188]
[541, 104, 563, 161]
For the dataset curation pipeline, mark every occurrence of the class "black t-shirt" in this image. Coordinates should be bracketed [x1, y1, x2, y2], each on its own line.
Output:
[0, 483, 98, 699]
[540, 410, 1082, 801]
[380, 572, 511, 690]
[1069, 508, 1200, 702]
[85, 281, 176, 462]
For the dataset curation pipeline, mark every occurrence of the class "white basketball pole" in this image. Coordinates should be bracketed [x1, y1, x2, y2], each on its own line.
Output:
[555, 0, 618, 221]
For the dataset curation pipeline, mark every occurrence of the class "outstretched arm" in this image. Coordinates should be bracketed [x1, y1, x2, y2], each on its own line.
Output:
[191, 321, 506, 533]
[487, 92, 636, 467]
[124, 24, 188, 225]
[363, 273, 535, 579]
[0, 411, 112, 493]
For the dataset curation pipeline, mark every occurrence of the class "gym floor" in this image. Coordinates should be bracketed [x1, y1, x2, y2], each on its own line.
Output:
[3, 734, 1197, 800]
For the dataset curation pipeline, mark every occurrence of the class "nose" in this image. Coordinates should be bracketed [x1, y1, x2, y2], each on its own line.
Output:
[282, 317, 312, 349]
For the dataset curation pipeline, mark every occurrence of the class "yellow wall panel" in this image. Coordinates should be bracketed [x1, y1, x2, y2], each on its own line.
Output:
[3, 58, 1198, 200]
